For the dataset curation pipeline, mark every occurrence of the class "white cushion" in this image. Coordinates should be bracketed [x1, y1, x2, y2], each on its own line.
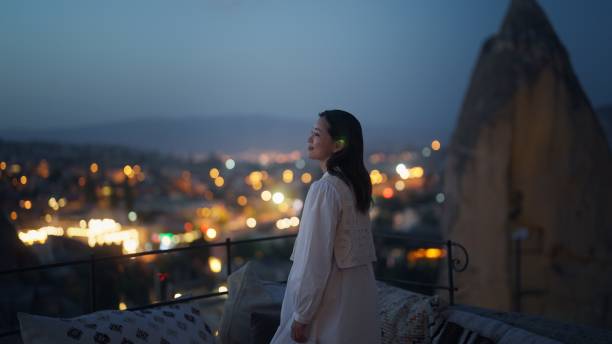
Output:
[219, 261, 285, 344]
[18, 302, 216, 344]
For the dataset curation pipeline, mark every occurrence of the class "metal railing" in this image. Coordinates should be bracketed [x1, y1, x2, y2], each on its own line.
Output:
[373, 233, 469, 304]
[0, 232, 469, 338]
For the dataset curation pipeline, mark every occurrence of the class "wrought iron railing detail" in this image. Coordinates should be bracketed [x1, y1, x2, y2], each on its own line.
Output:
[450, 241, 469, 272]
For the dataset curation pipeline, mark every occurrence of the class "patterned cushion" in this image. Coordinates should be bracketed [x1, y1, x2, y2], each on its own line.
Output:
[18, 302, 216, 344]
[377, 281, 448, 344]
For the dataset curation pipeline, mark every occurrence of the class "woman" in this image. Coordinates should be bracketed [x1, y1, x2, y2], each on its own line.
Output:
[270, 110, 380, 343]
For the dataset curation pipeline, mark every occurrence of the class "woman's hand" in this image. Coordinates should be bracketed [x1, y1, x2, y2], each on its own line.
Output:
[291, 320, 308, 343]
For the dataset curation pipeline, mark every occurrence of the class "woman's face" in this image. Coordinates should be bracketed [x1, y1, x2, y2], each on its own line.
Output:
[307, 117, 337, 161]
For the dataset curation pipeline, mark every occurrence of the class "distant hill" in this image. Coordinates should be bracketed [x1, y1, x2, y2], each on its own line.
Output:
[597, 105, 612, 149]
[0, 115, 445, 155]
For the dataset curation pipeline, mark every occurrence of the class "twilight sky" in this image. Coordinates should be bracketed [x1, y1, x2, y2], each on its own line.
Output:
[1, 0, 611, 138]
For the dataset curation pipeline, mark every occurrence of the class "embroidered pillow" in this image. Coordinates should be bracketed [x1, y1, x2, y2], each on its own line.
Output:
[18, 302, 216, 344]
[377, 281, 448, 344]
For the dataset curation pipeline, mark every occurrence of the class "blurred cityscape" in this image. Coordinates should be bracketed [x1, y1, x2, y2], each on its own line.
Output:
[0, 137, 448, 331]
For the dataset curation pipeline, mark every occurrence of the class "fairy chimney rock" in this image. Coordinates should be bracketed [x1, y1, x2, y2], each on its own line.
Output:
[442, 0, 612, 327]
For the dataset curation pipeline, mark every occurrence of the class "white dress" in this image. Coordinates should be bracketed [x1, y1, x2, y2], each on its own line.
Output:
[270, 174, 380, 344]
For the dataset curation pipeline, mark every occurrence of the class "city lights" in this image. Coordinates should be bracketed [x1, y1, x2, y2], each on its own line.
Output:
[292, 199, 304, 212]
[410, 167, 424, 178]
[237, 195, 248, 206]
[276, 219, 287, 229]
[214, 176, 225, 187]
[396, 163, 410, 179]
[395, 180, 405, 191]
[272, 192, 284, 204]
[160, 234, 173, 250]
[123, 236, 139, 254]
[18, 230, 47, 245]
[247, 171, 263, 184]
[128, 211, 138, 222]
[20, 200, 33, 210]
[370, 170, 384, 184]
[422, 147, 432, 157]
[290, 216, 300, 227]
[407, 248, 445, 264]
[18, 226, 64, 245]
[10, 164, 21, 174]
[33, 218, 144, 254]
[395, 163, 406, 175]
[261, 190, 272, 201]
[282, 169, 294, 183]
[209, 168, 220, 179]
[396, 166, 425, 180]
[48, 197, 66, 210]
[36, 160, 50, 179]
[301, 172, 312, 184]
[276, 217, 299, 230]
[209, 257, 222, 273]
[102, 186, 112, 196]
[48, 197, 59, 210]
[382, 187, 394, 199]
[199, 207, 211, 217]
[6, 141, 449, 305]
[206, 228, 217, 240]
[123, 165, 135, 178]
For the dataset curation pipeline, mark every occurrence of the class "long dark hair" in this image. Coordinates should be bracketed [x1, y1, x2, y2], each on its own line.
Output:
[319, 110, 372, 214]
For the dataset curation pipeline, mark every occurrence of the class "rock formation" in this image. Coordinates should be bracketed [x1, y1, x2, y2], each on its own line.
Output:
[442, 0, 612, 327]
[596, 106, 612, 148]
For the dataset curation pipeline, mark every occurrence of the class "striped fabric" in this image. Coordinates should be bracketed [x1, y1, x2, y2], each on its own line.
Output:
[431, 321, 494, 344]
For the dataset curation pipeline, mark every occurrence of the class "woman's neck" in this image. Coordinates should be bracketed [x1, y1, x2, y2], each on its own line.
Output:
[320, 160, 328, 172]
